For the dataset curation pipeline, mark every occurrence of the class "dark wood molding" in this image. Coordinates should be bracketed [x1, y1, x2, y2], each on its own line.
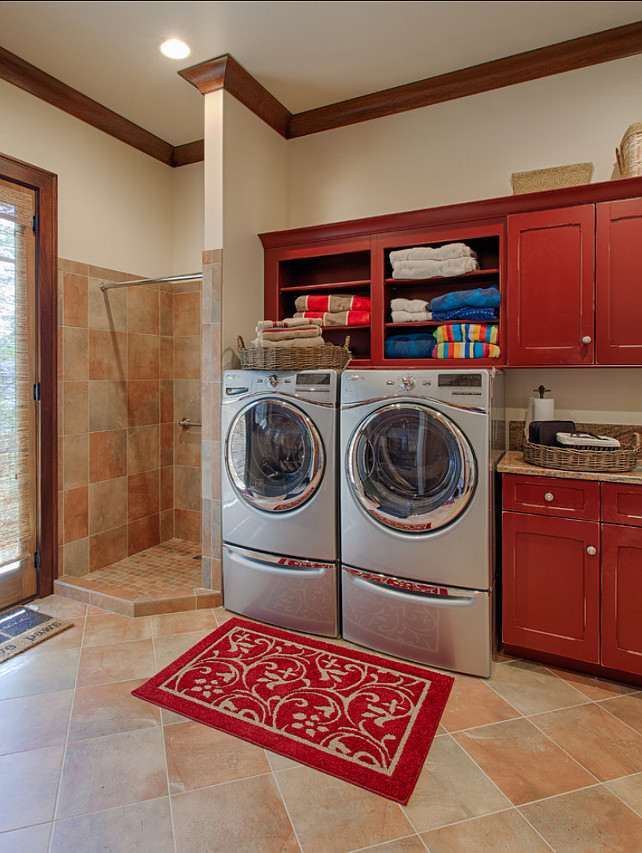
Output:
[179, 54, 292, 138]
[0, 153, 58, 597]
[172, 139, 205, 167]
[288, 21, 642, 137]
[0, 45, 175, 166]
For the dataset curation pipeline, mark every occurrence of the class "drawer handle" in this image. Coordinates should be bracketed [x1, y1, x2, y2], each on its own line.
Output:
[587, 546, 597, 556]
[544, 492, 554, 502]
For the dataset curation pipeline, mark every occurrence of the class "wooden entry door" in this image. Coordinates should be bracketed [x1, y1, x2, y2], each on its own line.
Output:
[0, 178, 39, 607]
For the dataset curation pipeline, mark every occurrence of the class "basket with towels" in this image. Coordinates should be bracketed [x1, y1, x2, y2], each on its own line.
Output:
[238, 318, 351, 370]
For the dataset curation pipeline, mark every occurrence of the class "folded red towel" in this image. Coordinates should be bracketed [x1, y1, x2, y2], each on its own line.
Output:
[295, 294, 371, 312]
[294, 310, 371, 327]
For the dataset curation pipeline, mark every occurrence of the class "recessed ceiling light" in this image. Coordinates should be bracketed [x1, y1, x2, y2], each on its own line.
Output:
[160, 38, 191, 60]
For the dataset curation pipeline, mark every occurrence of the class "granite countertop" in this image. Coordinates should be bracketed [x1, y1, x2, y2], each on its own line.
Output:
[498, 450, 642, 485]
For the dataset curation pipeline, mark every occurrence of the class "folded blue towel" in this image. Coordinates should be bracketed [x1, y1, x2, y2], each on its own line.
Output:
[384, 333, 436, 359]
[430, 286, 500, 312]
[431, 306, 498, 322]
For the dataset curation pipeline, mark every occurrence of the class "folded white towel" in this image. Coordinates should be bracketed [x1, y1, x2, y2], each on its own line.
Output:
[392, 256, 479, 280]
[256, 326, 322, 341]
[390, 243, 477, 264]
[251, 336, 326, 348]
[256, 318, 321, 330]
[391, 310, 433, 323]
[390, 298, 429, 313]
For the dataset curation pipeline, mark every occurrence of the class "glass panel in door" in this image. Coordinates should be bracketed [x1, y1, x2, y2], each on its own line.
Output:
[0, 179, 38, 608]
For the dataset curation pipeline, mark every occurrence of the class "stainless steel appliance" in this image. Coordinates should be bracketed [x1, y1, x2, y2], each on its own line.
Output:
[222, 369, 339, 636]
[339, 368, 504, 676]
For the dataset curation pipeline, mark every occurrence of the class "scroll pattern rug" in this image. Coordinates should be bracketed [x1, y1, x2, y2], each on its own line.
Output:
[133, 617, 453, 803]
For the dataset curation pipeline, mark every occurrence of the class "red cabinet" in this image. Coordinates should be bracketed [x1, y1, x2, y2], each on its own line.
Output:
[502, 474, 642, 680]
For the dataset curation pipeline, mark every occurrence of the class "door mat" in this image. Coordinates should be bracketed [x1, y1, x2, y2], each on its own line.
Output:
[0, 606, 73, 663]
[133, 617, 453, 804]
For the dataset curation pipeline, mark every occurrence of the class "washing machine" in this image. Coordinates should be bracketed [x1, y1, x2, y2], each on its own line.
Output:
[222, 368, 339, 636]
[340, 368, 504, 676]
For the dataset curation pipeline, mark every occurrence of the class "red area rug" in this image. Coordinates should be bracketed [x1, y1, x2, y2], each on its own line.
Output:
[133, 617, 453, 803]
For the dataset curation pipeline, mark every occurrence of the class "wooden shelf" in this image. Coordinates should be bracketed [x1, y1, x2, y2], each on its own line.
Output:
[384, 268, 499, 286]
[279, 280, 371, 293]
[385, 320, 497, 329]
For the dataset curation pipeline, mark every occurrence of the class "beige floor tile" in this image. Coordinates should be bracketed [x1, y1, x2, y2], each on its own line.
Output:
[440, 674, 521, 732]
[486, 659, 589, 715]
[151, 608, 217, 637]
[0, 822, 52, 852]
[0, 689, 73, 754]
[25, 617, 86, 654]
[544, 665, 638, 701]
[401, 734, 510, 832]
[164, 720, 271, 793]
[276, 763, 413, 853]
[56, 727, 168, 818]
[212, 607, 235, 626]
[266, 749, 301, 771]
[172, 774, 299, 853]
[352, 837, 427, 853]
[420, 809, 552, 852]
[69, 677, 161, 741]
[0, 746, 63, 832]
[33, 594, 89, 619]
[153, 630, 210, 669]
[76, 638, 155, 687]
[598, 692, 642, 734]
[83, 612, 152, 646]
[520, 785, 642, 852]
[605, 772, 642, 815]
[531, 702, 642, 781]
[50, 797, 174, 853]
[0, 648, 80, 700]
[453, 718, 596, 805]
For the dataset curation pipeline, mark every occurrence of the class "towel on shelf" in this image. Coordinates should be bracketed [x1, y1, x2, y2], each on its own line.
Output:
[252, 335, 326, 349]
[435, 323, 499, 345]
[391, 310, 433, 323]
[256, 325, 322, 342]
[433, 342, 500, 359]
[431, 306, 498, 323]
[430, 286, 500, 312]
[294, 310, 370, 326]
[390, 297, 429, 313]
[392, 256, 479, 280]
[389, 243, 477, 264]
[384, 333, 436, 359]
[256, 318, 322, 330]
[294, 294, 371, 312]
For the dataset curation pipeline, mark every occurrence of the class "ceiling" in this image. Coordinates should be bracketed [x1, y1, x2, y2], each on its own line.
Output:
[2, 1, 642, 147]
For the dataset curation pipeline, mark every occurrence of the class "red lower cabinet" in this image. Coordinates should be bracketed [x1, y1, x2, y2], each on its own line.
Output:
[601, 523, 642, 676]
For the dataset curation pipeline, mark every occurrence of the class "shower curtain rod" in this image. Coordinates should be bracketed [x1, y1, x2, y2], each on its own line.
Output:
[100, 272, 202, 292]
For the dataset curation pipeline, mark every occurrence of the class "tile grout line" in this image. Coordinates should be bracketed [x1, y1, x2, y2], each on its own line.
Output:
[152, 629, 179, 853]
[269, 759, 305, 853]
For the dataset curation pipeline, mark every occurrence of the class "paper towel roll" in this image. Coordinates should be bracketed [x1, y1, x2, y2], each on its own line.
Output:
[532, 397, 554, 421]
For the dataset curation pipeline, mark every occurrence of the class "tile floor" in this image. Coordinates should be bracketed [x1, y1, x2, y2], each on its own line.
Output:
[1, 596, 642, 852]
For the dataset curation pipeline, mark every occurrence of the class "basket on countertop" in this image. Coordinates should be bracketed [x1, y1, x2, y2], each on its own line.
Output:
[237, 335, 352, 371]
[522, 431, 640, 473]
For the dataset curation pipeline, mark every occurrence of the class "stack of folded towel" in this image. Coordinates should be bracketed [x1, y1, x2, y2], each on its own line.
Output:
[253, 318, 325, 348]
[294, 293, 371, 327]
[390, 243, 479, 280]
[390, 298, 432, 323]
[432, 323, 500, 359]
[385, 333, 436, 359]
[430, 286, 500, 323]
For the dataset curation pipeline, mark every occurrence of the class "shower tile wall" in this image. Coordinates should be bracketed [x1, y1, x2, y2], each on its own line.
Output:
[57, 259, 201, 578]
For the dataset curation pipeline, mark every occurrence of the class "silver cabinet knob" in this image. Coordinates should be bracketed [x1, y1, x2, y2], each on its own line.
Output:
[587, 546, 597, 556]
[582, 336, 592, 345]
[544, 492, 554, 502]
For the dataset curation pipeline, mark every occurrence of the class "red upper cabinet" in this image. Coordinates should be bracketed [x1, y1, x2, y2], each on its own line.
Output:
[596, 197, 642, 364]
[507, 205, 595, 365]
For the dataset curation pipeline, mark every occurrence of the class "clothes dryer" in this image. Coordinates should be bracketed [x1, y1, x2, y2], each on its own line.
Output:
[222, 369, 339, 636]
[340, 368, 504, 675]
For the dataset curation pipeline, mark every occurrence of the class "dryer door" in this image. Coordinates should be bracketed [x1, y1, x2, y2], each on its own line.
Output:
[347, 402, 476, 532]
[225, 398, 324, 512]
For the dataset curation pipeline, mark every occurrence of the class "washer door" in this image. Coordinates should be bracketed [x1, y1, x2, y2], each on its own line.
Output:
[226, 398, 325, 512]
[347, 402, 476, 532]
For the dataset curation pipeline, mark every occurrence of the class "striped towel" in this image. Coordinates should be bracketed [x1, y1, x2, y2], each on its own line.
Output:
[435, 324, 499, 345]
[256, 318, 322, 330]
[295, 294, 371, 312]
[433, 342, 501, 359]
[294, 310, 370, 327]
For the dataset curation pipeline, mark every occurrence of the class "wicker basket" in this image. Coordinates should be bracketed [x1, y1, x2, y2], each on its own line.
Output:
[237, 335, 352, 371]
[616, 123, 642, 178]
[522, 431, 640, 473]
[511, 163, 593, 194]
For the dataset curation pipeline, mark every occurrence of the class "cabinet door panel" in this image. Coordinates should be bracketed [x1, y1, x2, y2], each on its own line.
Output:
[502, 512, 600, 661]
[507, 206, 595, 365]
[601, 523, 642, 675]
[596, 198, 642, 364]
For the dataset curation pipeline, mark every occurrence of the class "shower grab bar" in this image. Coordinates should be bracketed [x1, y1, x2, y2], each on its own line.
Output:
[179, 418, 202, 429]
[100, 272, 202, 291]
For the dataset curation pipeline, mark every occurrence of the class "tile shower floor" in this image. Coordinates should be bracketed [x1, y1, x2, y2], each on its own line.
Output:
[2, 596, 642, 852]
[54, 539, 221, 617]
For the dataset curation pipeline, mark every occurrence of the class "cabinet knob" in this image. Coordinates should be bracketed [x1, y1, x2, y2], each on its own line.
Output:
[587, 546, 597, 556]
[581, 335, 592, 345]
[544, 492, 554, 502]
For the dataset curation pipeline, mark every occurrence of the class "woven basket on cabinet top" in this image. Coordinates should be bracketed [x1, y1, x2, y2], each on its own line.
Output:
[616, 123, 642, 178]
[522, 431, 641, 473]
[237, 336, 352, 371]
